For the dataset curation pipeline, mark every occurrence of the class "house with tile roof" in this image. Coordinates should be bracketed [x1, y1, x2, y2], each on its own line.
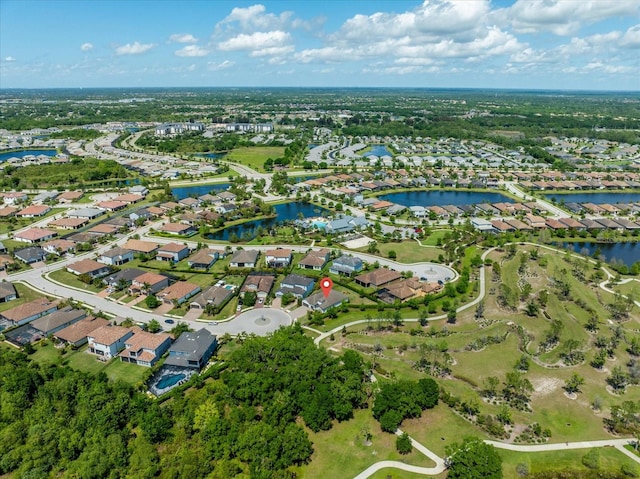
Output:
[0, 298, 58, 326]
[14, 228, 57, 243]
[156, 242, 190, 262]
[30, 307, 87, 336]
[54, 316, 110, 347]
[129, 272, 169, 295]
[88, 325, 135, 359]
[119, 330, 173, 367]
[298, 249, 330, 271]
[67, 259, 111, 279]
[158, 282, 201, 305]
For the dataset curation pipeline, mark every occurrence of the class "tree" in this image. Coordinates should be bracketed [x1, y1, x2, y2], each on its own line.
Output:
[147, 319, 161, 333]
[446, 437, 503, 479]
[564, 373, 585, 395]
[145, 295, 161, 309]
[388, 250, 397, 259]
[243, 291, 257, 307]
[396, 432, 412, 455]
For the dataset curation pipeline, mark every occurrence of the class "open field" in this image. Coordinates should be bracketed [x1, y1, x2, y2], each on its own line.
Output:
[358, 240, 445, 263]
[226, 146, 286, 172]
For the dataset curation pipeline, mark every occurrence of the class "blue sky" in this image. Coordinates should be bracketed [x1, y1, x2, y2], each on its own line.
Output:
[1, 0, 639, 90]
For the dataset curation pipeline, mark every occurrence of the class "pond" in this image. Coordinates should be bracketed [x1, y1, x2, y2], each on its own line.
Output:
[207, 201, 329, 241]
[378, 190, 511, 207]
[544, 192, 640, 204]
[172, 183, 231, 200]
[196, 152, 226, 160]
[364, 144, 393, 157]
[556, 241, 640, 267]
[0, 149, 57, 162]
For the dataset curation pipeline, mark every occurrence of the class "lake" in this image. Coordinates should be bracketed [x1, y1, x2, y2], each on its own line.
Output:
[544, 192, 640, 204]
[172, 183, 231, 200]
[365, 144, 393, 157]
[197, 153, 226, 160]
[378, 190, 511, 207]
[207, 202, 329, 241]
[557, 241, 639, 267]
[0, 149, 57, 162]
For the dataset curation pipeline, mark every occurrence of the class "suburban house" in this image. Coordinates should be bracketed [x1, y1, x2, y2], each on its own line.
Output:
[240, 274, 275, 300]
[298, 249, 331, 271]
[66, 259, 111, 279]
[14, 228, 57, 244]
[119, 329, 173, 367]
[54, 316, 110, 347]
[164, 329, 218, 370]
[0, 298, 58, 326]
[17, 205, 51, 217]
[159, 222, 197, 236]
[187, 248, 222, 269]
[102, 268, 147, 289]
[30, 307, 87, 336]
[129, 208, 153, 222]
[265, 248, 293, 268]
[303, 290, 349, 313]
[42, 239, 76, 256]
[87, 325, 135, 359]
[123, 239, 159, 256]
[57, 191, 84, 203]
[98, 247, 134, 266]
[229, 249, 259, 268]
[2, 192, 28, 204]
[329, 255, 364, 276]
[158, 281, 201, 305]
[0, 282, 17, 303]
[189, 286, 233, 310]
[129, 272, 170, 295]
[67, 208, 104, 220]
[276, 274, 315, 299]
[355, 268, 402, 288]
[217, 191, 236, 202]
[48, 217, 89, 229]
[14, 246, 46, 264]
[129, 185, 149, 197]
[156, 242, 190, 263]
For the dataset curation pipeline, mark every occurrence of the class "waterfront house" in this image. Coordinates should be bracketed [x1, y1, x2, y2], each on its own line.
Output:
[159, 222, 197, 236]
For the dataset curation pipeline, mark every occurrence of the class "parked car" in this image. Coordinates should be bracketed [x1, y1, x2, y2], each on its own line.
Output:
[164, 319, 175, 324]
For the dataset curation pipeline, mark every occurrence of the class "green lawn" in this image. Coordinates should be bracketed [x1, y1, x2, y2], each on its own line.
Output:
[226, 146, 286, 172]
[47, 269, 104, 293]
[295, 408, 436, 479]
[359, 240, 445, 264]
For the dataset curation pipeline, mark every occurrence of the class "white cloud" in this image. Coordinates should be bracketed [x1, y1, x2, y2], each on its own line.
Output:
[175, 45, 209, 57]
[621, 24, 640, 48]
[80, 43, 93, 52]
[218, 4, 294, 32]
[504, 0, 640, 36]
[4, 56, 16, 62]
[115, 41, 155, 55]
[218, 30, 293, 57]
[207, 60, 234, 71]
[169, 33, 198, 43]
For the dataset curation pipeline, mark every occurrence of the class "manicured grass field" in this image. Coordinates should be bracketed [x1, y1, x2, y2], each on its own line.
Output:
[226, 146, 286, 172]
[359, 240, 445, 264]
[295, 408, 436, 479]
[48, 269, 103, 293]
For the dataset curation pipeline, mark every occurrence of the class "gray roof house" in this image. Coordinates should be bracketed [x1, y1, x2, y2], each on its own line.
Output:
[276, 274, 315, 299]
[14, 246, 47, 264]
[30, 307, 87, 336]
[67, 208, 105, 219]
[103, 268, 147, 288]
[329, 255, 364, 276]
[0, 282, 17, 303]
[230, 249, 259, 268]
[303, 290, 349, 313]
[98, 247, 134, 266]
[189, 286, 233, 309]
[164, 329, 218, 370]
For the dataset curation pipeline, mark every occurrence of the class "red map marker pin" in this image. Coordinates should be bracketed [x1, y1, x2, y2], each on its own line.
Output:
[320, 277, 333, 298]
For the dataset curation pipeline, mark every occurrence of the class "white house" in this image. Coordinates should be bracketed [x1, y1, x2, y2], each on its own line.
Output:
[88, 325, 134, 360]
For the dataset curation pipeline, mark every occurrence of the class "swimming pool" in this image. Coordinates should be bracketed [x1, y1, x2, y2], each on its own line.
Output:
[155, 373, 186, 390]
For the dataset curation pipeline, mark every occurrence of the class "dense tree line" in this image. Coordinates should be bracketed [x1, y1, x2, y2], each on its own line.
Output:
[0, 325, 368, 478]
[372, 378, 439, 432]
